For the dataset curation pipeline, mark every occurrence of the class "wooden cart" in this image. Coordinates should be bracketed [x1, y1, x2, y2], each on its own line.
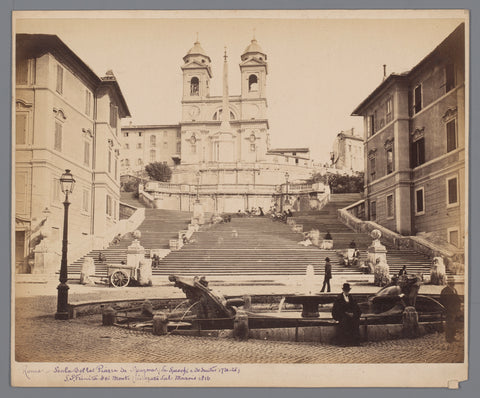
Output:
[107, 263, 138, 287]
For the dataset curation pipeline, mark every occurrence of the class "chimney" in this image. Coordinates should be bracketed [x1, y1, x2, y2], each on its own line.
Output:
[383, 64, 387, 81]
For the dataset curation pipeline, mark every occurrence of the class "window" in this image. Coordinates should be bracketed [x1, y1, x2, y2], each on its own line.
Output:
[191, 144, 196, 154]
[370, 201, 376, 220]
[52, 178, 61, 203]
[176, 141, 181, 154]
[176, 131, 181, 139]
[163, 131, 168, 138]
[386, 194, 394, 219]
[446, 119, 457, 152]
[54, 121, 62, 151]
[367, 114, 375, 136]
[115, 159, 118, 179]
[447, 176, 458, 207]
[125, 158, 130, 167]
[137, 143, 142, 149]
[415, 188, 425, 215]
[83, 141, 90, 166]
[137, 158, 143, 166]
[386, 97, 393, 123]
[56, 65, 63, 94]
[16, 113, 27, 145]
[448, 228, 459, 247]
[250, 143, 256, 152]
[108, 150, 112, 173]
[124, 143, 129, 149]
[386, 148, 394, 174]
[85, 90, 92, 116]
[16, 59, 28, 85]
[150, 135, 156, 147]
[82, 189, 89, 212]
[124, 132, 129, 137]
[446, 64, 455, 92]
[369, 157, 376, 180]
[109, 103, 118, 128]
[163, 141, 168, 149]
[190, 77, 199, 96]
[138, 132, 142, 137]
[150, 150, 156, 162]
[411, 137, 425, 168]
[114, 200, 117, 221]
[248, 74, 258, 92]
[413, 85, 422, 114]
[106, 195, 112, 217]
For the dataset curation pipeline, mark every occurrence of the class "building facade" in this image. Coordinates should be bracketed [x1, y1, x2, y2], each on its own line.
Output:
[352, 24, 465, 253]
[330, 128, 364, 172]
[15, 34, 130, 273]
[120, 124, 181, 176]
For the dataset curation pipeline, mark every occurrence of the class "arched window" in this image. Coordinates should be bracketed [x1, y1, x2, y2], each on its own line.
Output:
[248, 74, 258, 92]
[190, 77, 199, 96]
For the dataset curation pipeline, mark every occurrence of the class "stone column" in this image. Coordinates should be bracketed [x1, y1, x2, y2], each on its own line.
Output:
[233, 310, 249, 341]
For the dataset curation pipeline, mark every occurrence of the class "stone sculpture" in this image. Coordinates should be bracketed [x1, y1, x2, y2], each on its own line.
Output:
[430, 257, 446, 285]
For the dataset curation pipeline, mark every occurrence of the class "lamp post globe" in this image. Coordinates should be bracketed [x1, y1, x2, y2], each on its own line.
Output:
[55, 169, 75, 320]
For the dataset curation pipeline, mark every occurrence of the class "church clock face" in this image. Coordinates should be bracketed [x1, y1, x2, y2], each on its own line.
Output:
[188, 106, 200, 119]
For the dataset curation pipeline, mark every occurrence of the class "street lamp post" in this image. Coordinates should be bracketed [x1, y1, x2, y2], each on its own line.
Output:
[284, 171, 290, 207]
[55, 169, 75, 320]
[195, 171, 200, 202]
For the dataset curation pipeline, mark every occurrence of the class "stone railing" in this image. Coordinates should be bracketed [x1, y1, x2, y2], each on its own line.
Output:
[317, 192, 330, 211]
[338, 207, 464, 264]
[139, 190, 156, 208]
[68, 207, 145, 266]
[119, 202, 137, 220]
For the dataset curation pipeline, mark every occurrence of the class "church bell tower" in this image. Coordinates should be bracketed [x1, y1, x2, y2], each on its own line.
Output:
[240, 37, 268, 99]
[181, 39, 212, 100]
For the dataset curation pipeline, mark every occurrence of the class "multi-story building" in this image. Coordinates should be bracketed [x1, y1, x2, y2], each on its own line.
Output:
[120, 124, 181, 176]
[351, 23, 465, 253]
[330, 128, 364, 173]
[15, 34, 130, 273]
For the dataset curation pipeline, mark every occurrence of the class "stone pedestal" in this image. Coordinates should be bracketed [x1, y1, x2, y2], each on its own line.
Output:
[233, 310, 249, 341]
[153, 313, 168, 335]
[367, 230, 390, 285]
[321, 240, 333, 250]
[430, 257, 446, 285]
[102, 306, 117, 326]
[138, 259, 153, 286]
[402, 306, 420, 338]
[127, 238, 145, 270]
[193, 201, 205, 225]
[80, 257, 96, 285]
[33, 243, 60, 275]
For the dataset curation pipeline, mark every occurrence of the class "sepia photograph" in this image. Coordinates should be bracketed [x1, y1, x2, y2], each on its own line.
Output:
[11, 9, 468, 388]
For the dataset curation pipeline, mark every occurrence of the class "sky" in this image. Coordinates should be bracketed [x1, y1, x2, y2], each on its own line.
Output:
[14, 10, 466, 163]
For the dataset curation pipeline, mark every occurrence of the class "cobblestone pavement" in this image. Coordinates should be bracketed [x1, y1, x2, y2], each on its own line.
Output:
[15, 295, 464, 364]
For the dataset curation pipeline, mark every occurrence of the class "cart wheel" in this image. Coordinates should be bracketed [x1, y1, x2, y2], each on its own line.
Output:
[110, 270, 130, 287]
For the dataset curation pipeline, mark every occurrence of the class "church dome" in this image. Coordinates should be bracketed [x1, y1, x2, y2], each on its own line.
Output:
[184, 41, 211, 63]
[241, 39, 267, 61]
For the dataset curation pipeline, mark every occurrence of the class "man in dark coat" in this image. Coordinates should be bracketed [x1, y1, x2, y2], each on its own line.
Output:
[440, 278, 462, 343]
[320, 257, 332, 292]
[332, 283, 362, 346]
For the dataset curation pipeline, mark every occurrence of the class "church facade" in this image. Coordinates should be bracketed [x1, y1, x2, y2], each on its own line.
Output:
[123, 38, 319, 213]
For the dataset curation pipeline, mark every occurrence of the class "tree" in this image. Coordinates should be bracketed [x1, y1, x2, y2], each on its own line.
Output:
[145, 162, 172, 182]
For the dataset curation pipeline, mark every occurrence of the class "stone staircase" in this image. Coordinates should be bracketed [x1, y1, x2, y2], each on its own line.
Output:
[67, 193, 441, 281]
[68, 208, 192, 277]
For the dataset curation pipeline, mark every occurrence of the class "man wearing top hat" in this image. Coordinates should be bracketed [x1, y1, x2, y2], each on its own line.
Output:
[332, 283, 362, 346]
[440, 277, 462, 343]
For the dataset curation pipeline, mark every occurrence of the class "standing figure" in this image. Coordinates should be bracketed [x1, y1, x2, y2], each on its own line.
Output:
[398, 265, 407, 276]
[332, 283, 362, 346]
[320, 257, 332, 292]
[440, 278, 462, 343]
